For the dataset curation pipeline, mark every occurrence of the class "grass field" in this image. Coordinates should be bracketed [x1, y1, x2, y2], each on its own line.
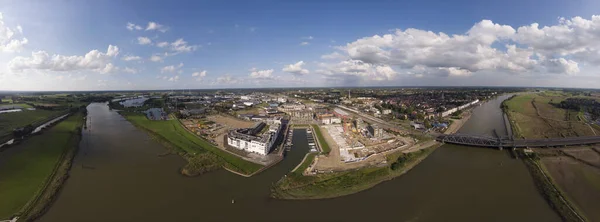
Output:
[504, 93, 595, 139]
[0, 113, 82, 220]
[272, 145, 439, 199]
[292, 153, 316, 174]
[122, 112, 262, 175]
[0, 109, 64, 139]
[311, 124, 331, 154]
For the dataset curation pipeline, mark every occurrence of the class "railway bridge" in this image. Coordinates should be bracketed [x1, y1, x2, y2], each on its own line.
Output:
[437, 134, 600, 149]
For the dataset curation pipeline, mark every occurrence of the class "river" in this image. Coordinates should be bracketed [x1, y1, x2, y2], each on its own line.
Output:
[40, 95, 560, 222]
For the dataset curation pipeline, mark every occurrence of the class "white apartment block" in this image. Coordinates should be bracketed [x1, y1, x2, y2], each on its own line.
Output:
[227, 121, 281, 155]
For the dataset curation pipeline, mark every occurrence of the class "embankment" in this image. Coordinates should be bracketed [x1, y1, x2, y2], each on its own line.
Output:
[119, 112, 262, 177]
[523, 156, 586, 222]
[271, 143, 441, 200]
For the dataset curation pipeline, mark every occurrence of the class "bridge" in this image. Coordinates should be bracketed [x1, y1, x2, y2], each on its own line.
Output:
[437, 133, 600, 149]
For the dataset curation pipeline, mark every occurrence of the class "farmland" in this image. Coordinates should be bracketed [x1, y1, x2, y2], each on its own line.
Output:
[0, 109, 66, 142]
[0, 113, 83, 220]
[536, 147, 600, 222]
[503, 92, 596, 139]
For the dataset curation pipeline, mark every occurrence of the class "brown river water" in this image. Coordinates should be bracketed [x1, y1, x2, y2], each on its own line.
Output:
[39, 95, 560, 222]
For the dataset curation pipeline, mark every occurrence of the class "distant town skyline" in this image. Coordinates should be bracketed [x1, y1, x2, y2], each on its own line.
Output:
[1, 0, 600, 91]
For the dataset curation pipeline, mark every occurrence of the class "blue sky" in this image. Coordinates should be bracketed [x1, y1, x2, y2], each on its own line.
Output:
[0, 0, 600, 90]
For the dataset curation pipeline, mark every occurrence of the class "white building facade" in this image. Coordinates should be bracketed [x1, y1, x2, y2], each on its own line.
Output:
[227, 121, 281, 155]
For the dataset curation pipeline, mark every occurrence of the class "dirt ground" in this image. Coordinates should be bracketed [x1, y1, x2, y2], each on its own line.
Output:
[561, 147, 600, 168]
[312, 124, 416, 172]
[207, 115, 255, 129]
[207, 115, 254, 147]
[541, 155, 600, 222]
[444, 111, 472, 134]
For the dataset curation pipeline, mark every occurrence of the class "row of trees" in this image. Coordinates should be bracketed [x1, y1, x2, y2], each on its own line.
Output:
[557, 98, 600, 120]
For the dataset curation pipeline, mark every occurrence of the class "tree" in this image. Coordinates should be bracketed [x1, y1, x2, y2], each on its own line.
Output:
[424, 119, 432, 129]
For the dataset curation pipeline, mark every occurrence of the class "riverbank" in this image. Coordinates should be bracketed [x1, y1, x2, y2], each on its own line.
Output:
[523, 155, 587, 222]
[502, 92, 589, 221]
[0, 112, 84, 220]
[119, 111, 262, 177]
[444, 109, 472, 134]
[271, 143, 441, 199]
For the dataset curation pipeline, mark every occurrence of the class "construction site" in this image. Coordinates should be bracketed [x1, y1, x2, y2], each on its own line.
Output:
[307, 117, 414, 173]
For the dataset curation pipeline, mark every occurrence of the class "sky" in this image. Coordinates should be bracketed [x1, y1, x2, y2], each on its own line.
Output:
[1, 0, 600, 91]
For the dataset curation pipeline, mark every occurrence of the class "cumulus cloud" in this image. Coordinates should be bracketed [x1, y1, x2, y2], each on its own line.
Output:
[319, 15, 600, 81]
[126, 22, 143, 31]
[168, 75, 180, 82]
[161, 63, 184, 73]
[0, 13, 28, 53]
[317, 60, 397, 81]
[282, 61, 309, 75]
[9, 45, 120, 73]
[137, 37, 152, 45]
[146, 22, 168, 32]
[192, 70, 207, 81]
[169, 38, 197, 53]
[300, 42, 310, 46]
[543, 58, 579, 75]
[249, 68, 274, 79]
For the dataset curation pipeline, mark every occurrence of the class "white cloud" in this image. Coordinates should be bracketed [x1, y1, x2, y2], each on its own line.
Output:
[249, 69, 274, 79]
[170, 38, 197, 53]
[149, 54, 163, 62]
[98, 63, 117, 74]
[192, 70, 207, 81]
[544, 58, 579, 75]
[122, 55, 141, 61]
[213, 74, 238, 85]
[317, 60, 397, 81]
[302, 36, 314, 40]
[123, 67, 138, 74]
[137, 37, 152, 45]
[321, 52, 346, 60]
[9, 45, 120, 73]
[282, 61, 309, 75]
[300, 42, 310, 46]
[146, 22, 168, 32]
[0, 13, 28, 53]
[168, 75, 180, 82]
[126, 22, 143, 31]
[319, 15, 600, 81]
[161, 63, 184, 73]
[156, 41, 169, 48]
